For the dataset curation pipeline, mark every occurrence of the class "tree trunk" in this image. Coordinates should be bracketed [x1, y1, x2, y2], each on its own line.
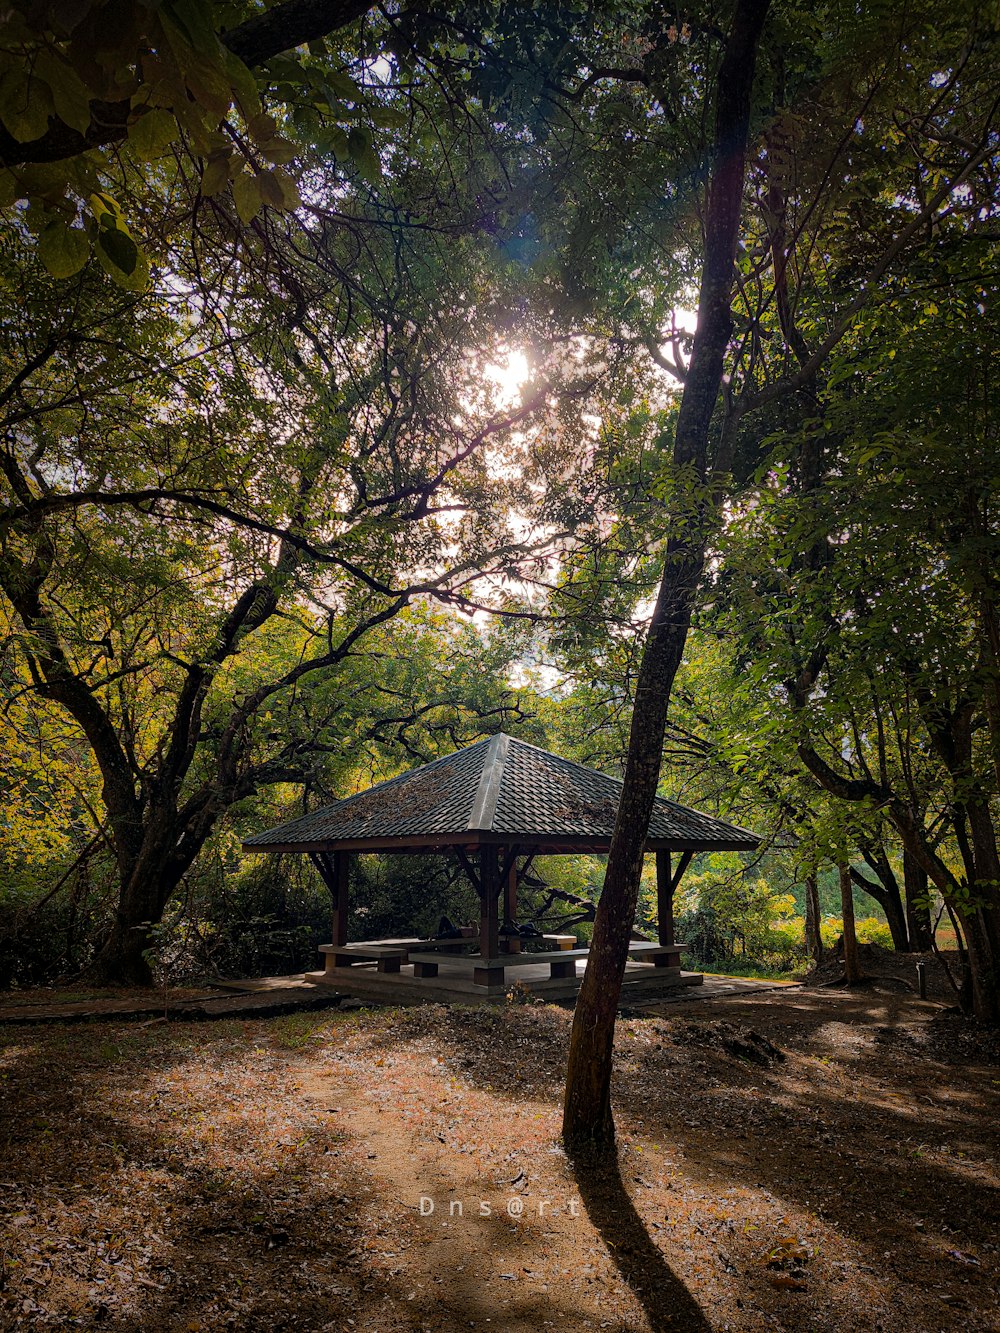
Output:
[903, 848, 933, 951]
[804, 871, 823, 964]
[561, 0, 771, 1149]
[90, 803, 218, 985]
[961, 798, 1000, 1020]
[92, 863, 179, 986]
[850, 863, 908, 951]
[839, 863, 862, 985]
[93, 906, 160, 986]
[861, 840, 909, 950]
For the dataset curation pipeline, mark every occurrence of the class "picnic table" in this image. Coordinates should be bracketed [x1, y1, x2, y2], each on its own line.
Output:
[406, 938, 670, 987]
[315, 933, 684, 992]
[628, 941, 686, 967]
[406, 947, 590, 985]
[318, 930, 579, 976]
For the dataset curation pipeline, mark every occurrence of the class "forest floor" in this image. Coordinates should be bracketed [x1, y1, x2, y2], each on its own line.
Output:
[1, 955, 998, 1333]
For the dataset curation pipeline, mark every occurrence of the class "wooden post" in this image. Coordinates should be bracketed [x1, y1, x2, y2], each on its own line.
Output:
[656, 850, 674, 946]
[501, 851, 521, 954]
[331, 851, 349, 947]
[480, 847, 499, 959]
[310, 851, 350, 946]
[504, 855, 518, 924]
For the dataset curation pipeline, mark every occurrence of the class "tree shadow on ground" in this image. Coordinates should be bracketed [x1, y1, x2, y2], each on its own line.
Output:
[569, 1144, 711, 1333]
[0, 1021, 413, 1330]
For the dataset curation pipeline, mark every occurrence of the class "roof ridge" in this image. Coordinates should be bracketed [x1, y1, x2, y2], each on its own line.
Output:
[467, 732, 509, 831]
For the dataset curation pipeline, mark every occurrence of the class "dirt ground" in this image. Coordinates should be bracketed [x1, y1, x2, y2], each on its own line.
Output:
[0, 960, 997, 1332]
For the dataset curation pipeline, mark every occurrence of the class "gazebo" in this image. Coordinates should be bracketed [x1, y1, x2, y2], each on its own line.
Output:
[242, 733, 759, 1000]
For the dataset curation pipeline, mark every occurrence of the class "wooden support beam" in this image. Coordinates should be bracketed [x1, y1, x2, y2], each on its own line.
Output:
[479, 846, 499, 959]
[308, 851, 334, 892]
[310, 850, 350, 948]
[500, 850, 522, 954]
[656, 851, 673, 947]
[670, 849, 695, 895]
[504, 853, 518, 923]
[332, 851, 350, 947]
[655, 849, 693, 947]
[454, 847, 481, 893]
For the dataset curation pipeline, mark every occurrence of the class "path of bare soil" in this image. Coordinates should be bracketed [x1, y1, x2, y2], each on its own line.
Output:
[0, 975, 997, 1333]
[0, 979, 341, 1026]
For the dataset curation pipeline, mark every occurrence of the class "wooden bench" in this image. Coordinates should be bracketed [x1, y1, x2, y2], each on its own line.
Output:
[627, 942, 686, 968]
[319, 942, 417, 974]
[497, 931, 577, 955]
[407, 935, 480, 954]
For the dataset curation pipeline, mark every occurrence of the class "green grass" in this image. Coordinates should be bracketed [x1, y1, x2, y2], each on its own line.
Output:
[267, 1011, 338, 1049]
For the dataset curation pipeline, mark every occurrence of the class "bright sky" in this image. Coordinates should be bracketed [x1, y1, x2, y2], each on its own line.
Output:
[484, 349, 529, 407]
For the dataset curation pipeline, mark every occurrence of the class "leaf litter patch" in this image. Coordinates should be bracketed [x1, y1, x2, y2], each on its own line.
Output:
[1, 987, 999, 1331]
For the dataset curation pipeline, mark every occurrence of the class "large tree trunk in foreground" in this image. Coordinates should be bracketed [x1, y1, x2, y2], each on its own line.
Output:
[93, 853, 200, 986]
[562, 0, 771, 1148]
[96, 880, 168, 987]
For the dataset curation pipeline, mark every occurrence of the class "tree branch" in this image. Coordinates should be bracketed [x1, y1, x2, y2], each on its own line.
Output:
[725, 127, 1000, 429]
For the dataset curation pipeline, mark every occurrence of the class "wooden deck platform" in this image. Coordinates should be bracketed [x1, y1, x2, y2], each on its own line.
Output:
[303, 951, 703, 1006]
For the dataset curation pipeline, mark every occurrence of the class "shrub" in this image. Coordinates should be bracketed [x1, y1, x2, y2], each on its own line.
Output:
[819, 915, 895, 951]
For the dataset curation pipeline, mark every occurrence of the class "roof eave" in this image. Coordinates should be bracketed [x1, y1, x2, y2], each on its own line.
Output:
[242, 831, 760, 856]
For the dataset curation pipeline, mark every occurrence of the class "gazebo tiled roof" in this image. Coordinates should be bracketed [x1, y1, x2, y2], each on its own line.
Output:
[243, 733, 759, 855]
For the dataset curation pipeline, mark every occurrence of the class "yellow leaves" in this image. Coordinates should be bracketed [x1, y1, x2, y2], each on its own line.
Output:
[257, 170, 286, 210]
[347, 125, 380, 182]
[246, 111, 278, 140]
[36, 49, 93, 135]
[158, 5, 230, 121]
[763, 1232, 813, 1292]
[273, 169, 301, 209]
[768, 1236, 812, 1264]
[231, 166, 301, 224]
[89, 191, 150, 292]
[89, 190, 126, 229]
[258, 135, 298, 167]
[201, 151, 234, 197]
[769, 1272, 808, 1291]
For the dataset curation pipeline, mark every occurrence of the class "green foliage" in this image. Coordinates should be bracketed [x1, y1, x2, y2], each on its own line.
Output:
[657, 853, 808, 973]
[0, 0, 335, 284]
[0, 0, 611, 982]
[820, 915, 894, 951]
